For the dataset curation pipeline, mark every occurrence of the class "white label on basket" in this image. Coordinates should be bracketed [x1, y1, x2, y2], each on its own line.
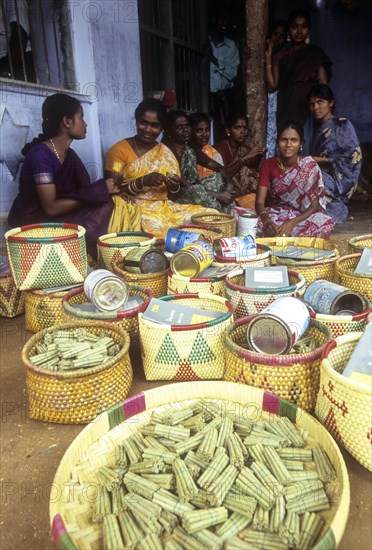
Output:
[254, 270, 284, 283]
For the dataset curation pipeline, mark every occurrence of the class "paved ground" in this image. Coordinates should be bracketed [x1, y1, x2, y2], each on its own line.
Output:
[1, 199, 371, 550]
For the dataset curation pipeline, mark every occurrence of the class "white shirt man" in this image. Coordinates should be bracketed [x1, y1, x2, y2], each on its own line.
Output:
[209, 34, 240, 93]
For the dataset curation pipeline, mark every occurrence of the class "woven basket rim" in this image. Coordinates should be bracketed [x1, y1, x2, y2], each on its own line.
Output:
[178, 223, 224, 236]
[310, 301, 371, 322]
[97, 231, 155, 247]
[336, 253, 371, 279]
[167, 268, 227, 283]
[348, 234, 372, 245]
[26, 288, 72, 298]
[5, 222, 86, 242]
[213, 243, 271, 263]
[321, 333, 372, 394]
[256, 236, 339, 266]
[225, 268, 305, 294]
[225, 316, 332, 365]
[49, 381, 350, 550]
[21, 321, 130, 379]
[62, 284, 151, 319]
[139, 292, 233, 330]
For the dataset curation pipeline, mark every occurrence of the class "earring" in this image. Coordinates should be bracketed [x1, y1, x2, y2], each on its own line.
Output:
[287, 34, 290, 42]
[305, 36, 310, 45]
[227, 132, 230, 136]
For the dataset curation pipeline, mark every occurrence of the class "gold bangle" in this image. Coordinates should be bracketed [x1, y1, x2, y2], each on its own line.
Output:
[168, 185, 181, 194]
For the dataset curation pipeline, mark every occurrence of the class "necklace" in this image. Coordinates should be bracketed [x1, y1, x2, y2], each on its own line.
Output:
[49, 138, 61, 161]
[227, 138, 237, 158]
[277, 156, 299, 173]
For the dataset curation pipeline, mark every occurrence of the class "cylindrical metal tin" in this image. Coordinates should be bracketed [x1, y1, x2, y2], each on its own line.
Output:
[170, 240, 214, 277]
[246, 297, 310, 355]
[213, 235, 256, 258]
[304, 280, 365, 315]
[124, 247, 169, 274]
[84, 269, 129, 311]
[237, 213, 258, 237]
[165, 228, 204, 253]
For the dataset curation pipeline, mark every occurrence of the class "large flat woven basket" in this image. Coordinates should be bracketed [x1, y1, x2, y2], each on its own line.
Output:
[309, 300, 371, 338]
[348, 234, 372, 254]
[25, 288, 87, 332]
[112, 258, 168, 298]
[5, 223, 87, 290]
[224, 316, 332, 411]
[97, 231, 156, 269]
[190, 213, 236, 237]
[212, 243, 272, 269]
[22, 321, 133, 424]
[335, 253, 372, 301]
[49, 381, 350, 550]
[316, 333, 372, 471]
[62, 284, 152, 344]
[177, 223, 224, 244]
[225, 268, 306, 319]
[167, 269, 227, 297]
[139, 293, 233, 380]
[0, 271, 25, 318]
[256, 237, 339, 287]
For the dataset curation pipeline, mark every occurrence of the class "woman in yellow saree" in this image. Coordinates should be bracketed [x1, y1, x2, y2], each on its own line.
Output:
[105, 99, 216, 238]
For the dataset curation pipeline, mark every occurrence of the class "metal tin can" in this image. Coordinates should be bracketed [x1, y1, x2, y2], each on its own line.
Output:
[124, 247, 169, 274]
[165, 228, 204, 253]
[213, 236, 256, 258]
[303, 280, 365, 315]
[246, 297, 310, 355]
[84, 269, 129, 311]
[237, 214, 258, 237]
[170, 240, 214, 277]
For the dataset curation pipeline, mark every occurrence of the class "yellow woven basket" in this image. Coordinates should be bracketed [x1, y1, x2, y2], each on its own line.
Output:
[212, 243, 272, 269]
[112, 258, 168, 298]
[316, 333, 372, 471]
[309, 300, 371, 338]
[335, 253, 372, 301]
[256, 237, 339, 287]
[49, 382, 350, 550]
[177, 223, 224, 244]
[225, 269, 306, 319]
[96, 231, 156, 269]
[348, 234, 372, 254]
[190, 213, 237, 237]
[24, 288, 87, 332]
[0, 271, 25, 318]
[62, 284, 152, 344]
[167, 269, 227, 297]
[139, 293, 234, 380]
[224, 317, 332, 411]
[22, 321, 133, 424]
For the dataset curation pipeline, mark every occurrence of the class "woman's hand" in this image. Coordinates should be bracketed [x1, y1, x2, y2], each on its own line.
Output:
[263, 219, 279, 237]
[277, 219, 297, 237]
[143, 172, 166, 187]
[165, 174, 182, 192]
[210, 189, 235, 205]
[105, 178, 120, 195]
[241, 146, 266, 166]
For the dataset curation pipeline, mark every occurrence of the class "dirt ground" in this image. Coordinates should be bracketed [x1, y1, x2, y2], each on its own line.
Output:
[1, 200, 371, 550]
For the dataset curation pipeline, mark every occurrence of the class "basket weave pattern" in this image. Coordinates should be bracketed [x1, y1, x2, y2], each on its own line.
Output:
[310, 304, 371, 338]
[5, 223, 87, 290]
[316, 334, 372, 471]
[113, 259, 167, 298]
[167, 271, 226, 297]
[224, 317, 332, 411]
[62, 284, 151, 343]
[225, 269, 306, 319]
[190, 213, 236, 237]
[22, 322, 133, 424]
[97, 231, 156, 269]
[0, 273, 25, 317]
[335, 254, 372, 301]
[25, 289, 87, 332]
[256, 237, 339, 287]
[348, 234, 372, 254]
[139, 293, 233, 380]
[177, 224, 224, 244]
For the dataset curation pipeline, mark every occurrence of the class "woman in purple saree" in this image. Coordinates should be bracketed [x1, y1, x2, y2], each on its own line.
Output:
[8, 94, 140, 257]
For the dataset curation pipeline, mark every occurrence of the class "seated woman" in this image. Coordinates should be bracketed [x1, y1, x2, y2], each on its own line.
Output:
[308, 84, 362, 224]
[162, 110, 233, 210]
[255, 120, 334, 238]
[8, 93, 140, 258]
[214, 113, 265, 207]
[104, 100, 216, 238]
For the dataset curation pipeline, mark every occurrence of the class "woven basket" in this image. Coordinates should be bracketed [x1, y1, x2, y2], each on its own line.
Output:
[62, 284, 152, 344]
[225, 269, 306, 319]
[112, 258, 168, 298]
[22, 321, 133, 424]
[97, 231, 156, 270]
[177, 224, 224, 245]
[5, 223, 87, 290]
[316, 333, 372, 471]
[348, 234, 372, 254]
[335, 253, 372, 301]
[224, 317, 332, 411]
[212, 243, 272, 269]
[0, 271, 25, 318]
[309, 300, 371, 338]
[167, 269, 227, 297]
[50, 381, 350, 550]
[256, 237, 339, 287]
[190, 213, 236, 237]
[139, 293, 233, 380]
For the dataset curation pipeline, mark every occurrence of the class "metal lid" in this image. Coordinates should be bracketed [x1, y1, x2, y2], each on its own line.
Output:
[139, 249, 169, 273]
[93, 277, 129, 311]
[170, 251, 199, 277]
[247, 314, 292, 355]
[332, 291, 365, 315]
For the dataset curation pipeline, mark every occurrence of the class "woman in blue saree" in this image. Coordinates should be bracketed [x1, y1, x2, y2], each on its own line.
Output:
[308, 84, 362, 224]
